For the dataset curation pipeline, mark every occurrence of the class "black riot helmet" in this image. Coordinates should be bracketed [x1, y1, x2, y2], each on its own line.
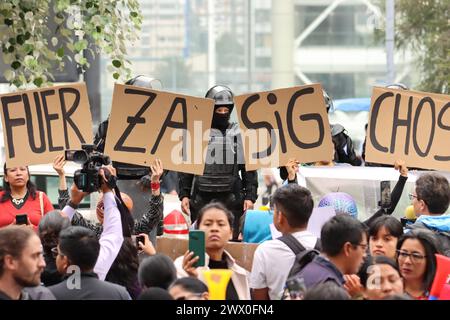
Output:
[125, 75, 163, 90]
[386, 83, 409, 90]
[205, 85, 234, 113]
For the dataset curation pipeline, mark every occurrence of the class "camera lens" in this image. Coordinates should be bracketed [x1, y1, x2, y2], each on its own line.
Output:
[73, 150, 88, 164]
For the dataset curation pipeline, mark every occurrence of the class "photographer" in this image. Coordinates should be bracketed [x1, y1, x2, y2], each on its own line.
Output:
[60, 165, 124, 281]
[54, 156, 163, 240]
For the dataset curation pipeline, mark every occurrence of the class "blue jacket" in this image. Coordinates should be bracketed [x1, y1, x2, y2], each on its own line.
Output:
[410, 215, 450, 256]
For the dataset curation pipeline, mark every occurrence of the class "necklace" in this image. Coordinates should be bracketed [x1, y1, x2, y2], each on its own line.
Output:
[12, 197, 25, 206]
[11, 191, 28, 206]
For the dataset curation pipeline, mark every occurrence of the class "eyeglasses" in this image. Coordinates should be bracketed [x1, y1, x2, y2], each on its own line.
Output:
[352, 243, 368, 251]
[51, 247, 64, 259]
[396, 250, 426, 263]
[408, 193, 418, 201]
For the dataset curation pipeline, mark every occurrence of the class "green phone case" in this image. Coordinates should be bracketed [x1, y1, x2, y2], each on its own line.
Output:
[189, 230, 205, 267]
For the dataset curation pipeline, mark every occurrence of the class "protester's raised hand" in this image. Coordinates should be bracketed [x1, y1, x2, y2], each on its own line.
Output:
[181, 197, 191, 215]
[150, 159, 164, 183]
[137, 233, 156, 256]
[53, 155, 66, 176]
[243, 200, 254, 212]
[285, 158, 300, 181]
[99, 165, 117, 193]
[394, 159, 408, 177]
[70, 183, 89, 206]
[182, 250, 199, 277]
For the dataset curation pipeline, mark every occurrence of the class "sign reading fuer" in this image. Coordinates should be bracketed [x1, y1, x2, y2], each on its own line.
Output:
[365, 87, 450, 171]
[0, 83, 93, 167]
[234, 84, 334, 170]
[104, 84, 215, 175]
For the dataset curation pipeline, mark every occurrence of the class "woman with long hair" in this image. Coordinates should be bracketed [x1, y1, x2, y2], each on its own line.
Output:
[0, 164, 54, 228]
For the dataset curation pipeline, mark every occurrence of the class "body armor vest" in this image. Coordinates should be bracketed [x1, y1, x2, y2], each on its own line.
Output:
[196, 124, 241, 193]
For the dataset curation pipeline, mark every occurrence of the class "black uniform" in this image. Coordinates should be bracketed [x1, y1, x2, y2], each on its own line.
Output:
[178, 122, 258, 239]
[330, 123, 361, 166]
[94, 119, 161, 244]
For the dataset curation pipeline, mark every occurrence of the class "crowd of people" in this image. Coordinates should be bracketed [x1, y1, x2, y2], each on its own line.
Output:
[0, 78, 449, 301]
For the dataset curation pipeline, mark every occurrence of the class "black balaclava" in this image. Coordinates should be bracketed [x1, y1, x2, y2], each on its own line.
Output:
[211, 105, 232, 132]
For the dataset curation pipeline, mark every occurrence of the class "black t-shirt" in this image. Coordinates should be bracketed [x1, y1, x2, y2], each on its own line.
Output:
[208, 256, 239, 300]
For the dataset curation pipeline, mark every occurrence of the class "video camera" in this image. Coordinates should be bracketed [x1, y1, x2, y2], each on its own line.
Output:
[65, 144, 113, 193]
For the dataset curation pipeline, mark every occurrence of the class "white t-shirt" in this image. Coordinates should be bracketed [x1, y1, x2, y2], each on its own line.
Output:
[249, 230, 317, 300]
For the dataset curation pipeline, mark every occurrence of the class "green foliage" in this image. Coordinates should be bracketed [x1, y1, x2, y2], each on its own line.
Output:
[376, 0, 449, 93]
[0, 0, 143, 89]
[395, 0, 449, 94]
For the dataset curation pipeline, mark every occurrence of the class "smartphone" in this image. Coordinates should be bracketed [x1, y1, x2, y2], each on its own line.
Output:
[189, 230, 205, 267]
[15, 213, 28, 225]
[380, 180, 391, 208]
[136, 235, 145, 248]
[285, 277, 306, 300]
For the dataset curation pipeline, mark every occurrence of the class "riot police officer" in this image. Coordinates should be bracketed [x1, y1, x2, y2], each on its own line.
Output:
[94, 75, 165, 244]
[178, 85, 258, 240]
[325, 90, 362, 166]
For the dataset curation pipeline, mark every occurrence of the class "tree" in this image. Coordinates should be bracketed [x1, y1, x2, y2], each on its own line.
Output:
[394, 0, 449, 94]
[0, 0, 142, 89]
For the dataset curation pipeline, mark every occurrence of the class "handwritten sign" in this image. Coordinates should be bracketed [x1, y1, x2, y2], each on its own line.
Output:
[0, 83, 93, 167]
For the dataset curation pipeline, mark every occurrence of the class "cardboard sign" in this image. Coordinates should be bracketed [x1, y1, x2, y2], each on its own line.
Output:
[235, 84, 334, 170]
[156, 236, 259, 272]
[104, 84, 215, 175]
[366, 87, 450, 171]
[0, 83, 93, 167]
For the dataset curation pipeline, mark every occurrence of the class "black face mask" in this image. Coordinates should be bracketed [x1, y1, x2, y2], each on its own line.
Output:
[211, 112, 230, 131]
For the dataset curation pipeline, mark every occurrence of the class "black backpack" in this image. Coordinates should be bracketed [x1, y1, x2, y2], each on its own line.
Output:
[278, 234, 322, 278]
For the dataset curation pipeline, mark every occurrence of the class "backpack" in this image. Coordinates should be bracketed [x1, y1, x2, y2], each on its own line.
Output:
[408, 222, 450, 257]
[433, 231, 450, 257]
[278, 234, 321, 279]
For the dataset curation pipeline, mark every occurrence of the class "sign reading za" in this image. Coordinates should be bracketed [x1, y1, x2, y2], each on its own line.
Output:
[0, 83, 93, 167]
[104, 84, 215, 175]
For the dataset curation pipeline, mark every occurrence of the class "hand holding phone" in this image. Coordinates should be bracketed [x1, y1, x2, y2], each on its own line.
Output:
[15, 214, 29, 225]
[136, 235, 145, 248]
[189, 230, 205, 267]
